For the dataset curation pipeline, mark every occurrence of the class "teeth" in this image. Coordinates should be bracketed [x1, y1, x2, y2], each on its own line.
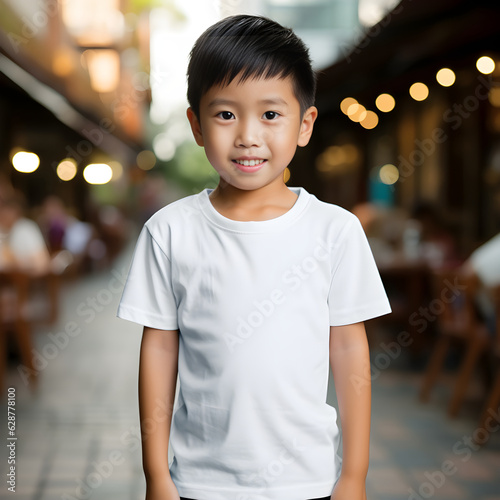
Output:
[235, 159, 265, 167]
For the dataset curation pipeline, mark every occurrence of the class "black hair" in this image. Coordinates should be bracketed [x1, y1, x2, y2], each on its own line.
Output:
[187, 15, 316, 119]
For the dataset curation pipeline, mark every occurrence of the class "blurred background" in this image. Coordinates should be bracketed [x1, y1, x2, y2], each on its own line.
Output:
[0, 0, 499, 499]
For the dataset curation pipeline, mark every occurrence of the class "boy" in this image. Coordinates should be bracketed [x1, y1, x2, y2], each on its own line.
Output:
[117, 14, 391, 500]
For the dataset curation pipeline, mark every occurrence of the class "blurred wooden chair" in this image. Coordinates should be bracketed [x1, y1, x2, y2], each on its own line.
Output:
[478, 285, 500, 439]
[29, 249, 73, 326]
[0, 270, 38, 393]
[419, 269, 491, 417]
[0, 251, 72, 393]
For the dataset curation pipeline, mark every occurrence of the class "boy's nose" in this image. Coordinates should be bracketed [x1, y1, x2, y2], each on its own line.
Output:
[235, 119, 262, 148]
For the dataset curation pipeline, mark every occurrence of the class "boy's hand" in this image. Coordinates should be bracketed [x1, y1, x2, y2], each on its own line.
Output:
[145, 476, 181, 500]
[331, 474, 367, 500]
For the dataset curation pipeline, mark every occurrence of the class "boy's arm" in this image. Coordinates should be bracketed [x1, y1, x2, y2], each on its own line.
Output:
[329, 322, 370, 500]
[139, 326, 180, 498]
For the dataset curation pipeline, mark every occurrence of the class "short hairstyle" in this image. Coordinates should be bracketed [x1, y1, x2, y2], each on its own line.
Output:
[187, 15, 316, 119]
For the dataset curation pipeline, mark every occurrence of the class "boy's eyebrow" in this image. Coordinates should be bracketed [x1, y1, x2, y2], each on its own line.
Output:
[207, 97, 289, 108]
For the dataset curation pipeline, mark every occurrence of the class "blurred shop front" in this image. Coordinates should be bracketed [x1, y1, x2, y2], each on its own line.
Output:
[292, 0, 500, 258]
[0, 0, 152, 238]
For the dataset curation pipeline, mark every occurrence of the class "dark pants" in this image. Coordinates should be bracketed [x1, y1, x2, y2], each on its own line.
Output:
[180, 497, 331, 500]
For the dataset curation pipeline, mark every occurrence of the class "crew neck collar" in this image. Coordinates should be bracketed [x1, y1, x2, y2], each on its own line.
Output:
[197, 186, 310, 233]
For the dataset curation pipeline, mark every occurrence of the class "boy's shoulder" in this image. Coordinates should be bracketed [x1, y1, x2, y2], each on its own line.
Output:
[144, 191, 202, 235]
[308, 192, 360, 226]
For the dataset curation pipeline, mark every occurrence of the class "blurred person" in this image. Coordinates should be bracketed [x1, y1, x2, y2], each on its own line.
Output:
[0, 190, 50, 276]
[37, 195, 68, 254]
[462, 232, 500, 335]
[117, 15, 391, 500]
[410, 202, 460, 267]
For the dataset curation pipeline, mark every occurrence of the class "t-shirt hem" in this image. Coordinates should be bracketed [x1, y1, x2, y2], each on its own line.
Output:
[117, 304, 178, 330]
[330, 300, 392, 326]
[174, 479, 334, 500]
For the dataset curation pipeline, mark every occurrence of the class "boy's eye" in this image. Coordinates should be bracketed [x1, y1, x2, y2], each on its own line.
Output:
[218, 111, 234, 120]
[263, 111, 279, 120]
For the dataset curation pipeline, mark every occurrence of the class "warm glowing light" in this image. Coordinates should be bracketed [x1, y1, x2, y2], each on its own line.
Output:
[340, 97, 358, 115]
[12, 151, 40, 173]
[409, 82, 429, 101]
[109, 160, 124, 180]
[360, 110, 379, 129]
[83, 163, 113, 184]
[57, 158, 77, 181]
[62, 0, 124, 46]
[137, 150, 157, 170]
[52, 48, 74, 77]
[283, 167, 290, 183]
[489, 88, 500, 107]
[379, 164, 399, 185]
[347, 103, 367, 122]
[476, 56, 495, 75]
[375, 93, 395, 112]
[436, 68, 456, 87]
[82, 49, 120, 93]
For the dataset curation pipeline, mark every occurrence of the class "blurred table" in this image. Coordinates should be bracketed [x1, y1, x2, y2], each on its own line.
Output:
[373, 250, 433, 355]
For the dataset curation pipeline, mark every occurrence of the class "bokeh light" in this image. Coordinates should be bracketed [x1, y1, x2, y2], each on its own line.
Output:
[375, 93, 395, 112]
[56, 158, 77, 181]
[12, 151, 40, 173]
[137, 150, 157, 170]
[283, 167, 290, 183]
[379, 164, 399, 184]
[409, 82, 429, 101]
[153, 133, 176, 162]
[436, 68, 456, 87]
[83, 163, 113, 184]
[347, 103, 367, 122]
[108, 160, 124, 180]
[340, 97, 358, 115]
[489, 88, 500, 107]
[476, 56, 495, 74]
[360, 110, 379, 129]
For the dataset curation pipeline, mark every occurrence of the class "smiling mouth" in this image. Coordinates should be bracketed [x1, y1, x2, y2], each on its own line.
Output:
[233, 159, 267, 167]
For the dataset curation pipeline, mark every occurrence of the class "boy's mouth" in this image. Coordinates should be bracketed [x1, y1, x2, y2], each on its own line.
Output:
[232, 159, 267, 167]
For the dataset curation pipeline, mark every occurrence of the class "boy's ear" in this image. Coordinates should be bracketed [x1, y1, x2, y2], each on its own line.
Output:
[297, 106, 318, 147]
[187, 107, 204, 147]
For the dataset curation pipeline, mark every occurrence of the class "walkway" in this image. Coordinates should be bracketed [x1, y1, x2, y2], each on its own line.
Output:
[1, 245, 499, 500]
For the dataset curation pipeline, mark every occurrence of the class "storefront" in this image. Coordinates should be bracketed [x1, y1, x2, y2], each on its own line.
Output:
[292, 0, 500, 254]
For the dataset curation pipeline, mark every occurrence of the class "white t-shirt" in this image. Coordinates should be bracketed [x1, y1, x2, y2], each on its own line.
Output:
[117, 186, 391, 500]
[8, 218, 48, 258]
[470, 233, 500, 287]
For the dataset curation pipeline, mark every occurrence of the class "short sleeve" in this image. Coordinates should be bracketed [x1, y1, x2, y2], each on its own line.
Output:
[117, 225, 178, 330]
[328, 216, 391, 326]
[470, 233, 500, 287]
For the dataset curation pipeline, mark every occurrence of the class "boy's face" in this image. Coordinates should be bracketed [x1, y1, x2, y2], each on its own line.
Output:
[187, 74, 317, 192]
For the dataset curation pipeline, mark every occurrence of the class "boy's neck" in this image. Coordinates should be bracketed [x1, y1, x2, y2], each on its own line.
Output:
[208, 179, 298, 222]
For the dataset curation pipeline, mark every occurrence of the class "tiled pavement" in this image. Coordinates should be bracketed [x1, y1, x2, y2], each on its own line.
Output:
[1, 243, 499, 500]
